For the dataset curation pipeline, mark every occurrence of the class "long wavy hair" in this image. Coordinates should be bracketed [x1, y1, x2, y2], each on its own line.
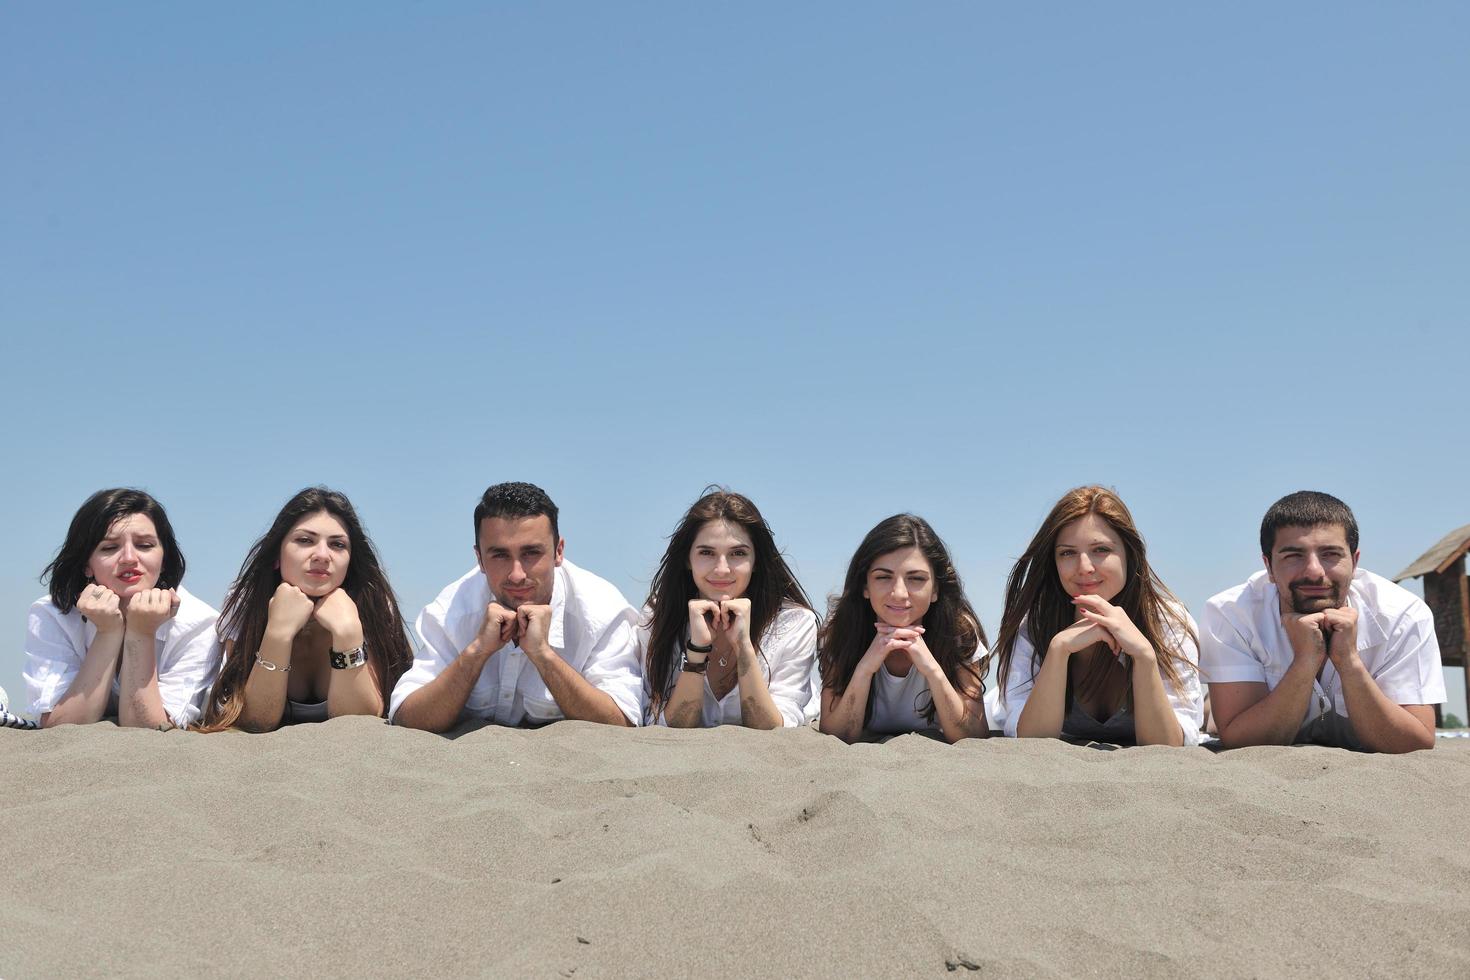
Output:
[43, 488, 186, 613]
[818, 514, 987, 726]
[994, 486, 1195, 712]
[200, 487, 413, 730]
[641, 489, 814, 722]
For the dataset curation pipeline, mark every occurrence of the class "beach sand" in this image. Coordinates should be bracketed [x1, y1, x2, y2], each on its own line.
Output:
[3, 720, 1468, 978]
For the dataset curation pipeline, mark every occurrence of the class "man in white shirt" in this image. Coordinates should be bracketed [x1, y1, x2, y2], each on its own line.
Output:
[1201, 491, 1443, 753]
[391, 482, 642, 732]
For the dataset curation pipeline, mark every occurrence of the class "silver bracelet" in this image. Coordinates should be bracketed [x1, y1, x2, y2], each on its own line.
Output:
[254, 656, 291, 673]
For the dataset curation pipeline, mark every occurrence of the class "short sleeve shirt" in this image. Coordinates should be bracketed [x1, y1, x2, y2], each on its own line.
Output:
[1199, 568, 1445, 729]
[390, 560, 643, 727]
[1001, 609, 1206, 745]
[23, 587, 222, 727]
[640, 604, 820, 728]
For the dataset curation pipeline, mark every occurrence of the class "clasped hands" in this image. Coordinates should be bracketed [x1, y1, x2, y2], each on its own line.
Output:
[1282, 605, 1358, 669]
[474, 601, 553, 658]
[1051, 595, 1154, 663]
[77, 584, 180, 637]
[686, 597, 752, 650]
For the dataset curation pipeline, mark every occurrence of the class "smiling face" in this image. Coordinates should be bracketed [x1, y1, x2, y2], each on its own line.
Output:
[1265, 523, 1358, 614]
[279, 510, 351, 598]
[1054, 513, 1128, 602]
[863, 546, 936, 628]
[86, 513, 164, 600]
[477, 514, 564, 609]
[688, 519, 754, 601]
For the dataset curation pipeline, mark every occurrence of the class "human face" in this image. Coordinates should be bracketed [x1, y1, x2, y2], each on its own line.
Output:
[863, 546, 935, 628]
[477, 514, 564, 609]
[1265, 523, 1358, 614]
[279, 511, 351, 598]
[86, 513, 164, 601]
[1054, 514, 1128, 602]
[688, 520, 754, 601]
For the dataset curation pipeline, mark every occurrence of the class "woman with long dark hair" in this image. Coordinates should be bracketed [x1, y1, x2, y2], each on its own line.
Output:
[819, 515, 989, 743]
[640, 489, 818, 728]
[995, 486, 1203, 745]
[25, 488, 220, 729]
[200, 487, 412, 732]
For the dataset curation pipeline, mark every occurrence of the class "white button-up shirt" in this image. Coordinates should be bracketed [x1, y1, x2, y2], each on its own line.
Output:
[23, 587, 222, 727]
[1199, 568, 1445, 730]
[390, 560, 643, 727]
[640, 603, 820, 728]
[1000, 610, 1206, 745]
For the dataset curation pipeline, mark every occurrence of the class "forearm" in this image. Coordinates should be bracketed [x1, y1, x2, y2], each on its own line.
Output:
[45, 634, 125, 727]
[326, 626, 382, 718]
[821, 669, 876, 743]
[920, 667, 987, 743]
[664, 672, 708, 728]
[1129, 657, 1183, 747]
[327, 663, 384, 718]
[237, 633, 294, 733]
[117, 630, 169, 729]
[1014, 649, 1070, 738]
[1336, 662, 1435, 753]
[529, 648, 630, 726]
[1218, 663, 1316, 747]
[394, 648, 492, 733]
[735, 641, 783, 730]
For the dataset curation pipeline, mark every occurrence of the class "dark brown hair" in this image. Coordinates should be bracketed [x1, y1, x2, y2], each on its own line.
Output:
[994, 486, 1195, 712]
[641, 488, 814, 722]
[818, 514, 987, 726]
[43, 489, 185, 613]
[200, 487, 412, 731]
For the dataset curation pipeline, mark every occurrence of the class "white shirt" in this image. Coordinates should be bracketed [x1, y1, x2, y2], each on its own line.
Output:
[390, 560, 643, 727]
[1000, 610, 1206, 745]
[1199, 568, 1445, 731]
[640, 603, 820, 728]
[867, 645, 987, 736]
[23, 587, 222, 728]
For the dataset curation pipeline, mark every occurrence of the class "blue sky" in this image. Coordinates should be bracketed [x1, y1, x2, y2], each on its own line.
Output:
[3, 2, 1467, 722]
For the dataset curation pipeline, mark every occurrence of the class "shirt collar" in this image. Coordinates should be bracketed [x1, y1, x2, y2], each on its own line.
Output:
[1346, 571, 1389, 653]
[547, 564, 567, 649]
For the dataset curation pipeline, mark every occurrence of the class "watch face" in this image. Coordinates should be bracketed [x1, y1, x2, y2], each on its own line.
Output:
[333, 647, 366, 669]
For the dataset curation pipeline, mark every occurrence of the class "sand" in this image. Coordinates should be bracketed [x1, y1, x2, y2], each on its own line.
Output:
[3, 720, 1468, 979]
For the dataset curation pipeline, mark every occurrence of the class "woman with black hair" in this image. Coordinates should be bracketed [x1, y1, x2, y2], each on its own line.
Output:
[819, 515, 990, 743]
[25, 488, 220, 729]
[639, 489, 818, 728]
[199, 487, 412, 732]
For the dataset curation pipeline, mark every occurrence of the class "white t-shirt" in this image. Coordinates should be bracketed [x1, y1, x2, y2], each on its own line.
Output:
[390, 559, 643, 727]
[1199, 568, 1445, 732]
[1000, 609, 1206, 745]
[639, 603, 820, 728]
[23, 587, 222, 728]
[866, 644, 988, 736]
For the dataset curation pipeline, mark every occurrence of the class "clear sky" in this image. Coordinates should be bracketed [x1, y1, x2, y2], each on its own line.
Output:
[4, 2, 1467, 723]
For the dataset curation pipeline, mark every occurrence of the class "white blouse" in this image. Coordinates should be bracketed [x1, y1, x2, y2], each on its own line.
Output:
[23, 586, 222, 728]
[1001, 609, 1206, 745]
[640, 604, 820, 728]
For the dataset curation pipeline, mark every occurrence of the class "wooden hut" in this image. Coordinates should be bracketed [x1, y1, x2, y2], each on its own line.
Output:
[1394, 523, 1470, 727]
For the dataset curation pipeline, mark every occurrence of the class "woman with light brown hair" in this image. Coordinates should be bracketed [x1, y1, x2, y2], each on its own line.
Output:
[995, 486, 1204, 746]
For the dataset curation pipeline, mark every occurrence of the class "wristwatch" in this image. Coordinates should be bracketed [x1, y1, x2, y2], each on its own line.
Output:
[330, 645, 368, 670]
[682, 658, 709, 674]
